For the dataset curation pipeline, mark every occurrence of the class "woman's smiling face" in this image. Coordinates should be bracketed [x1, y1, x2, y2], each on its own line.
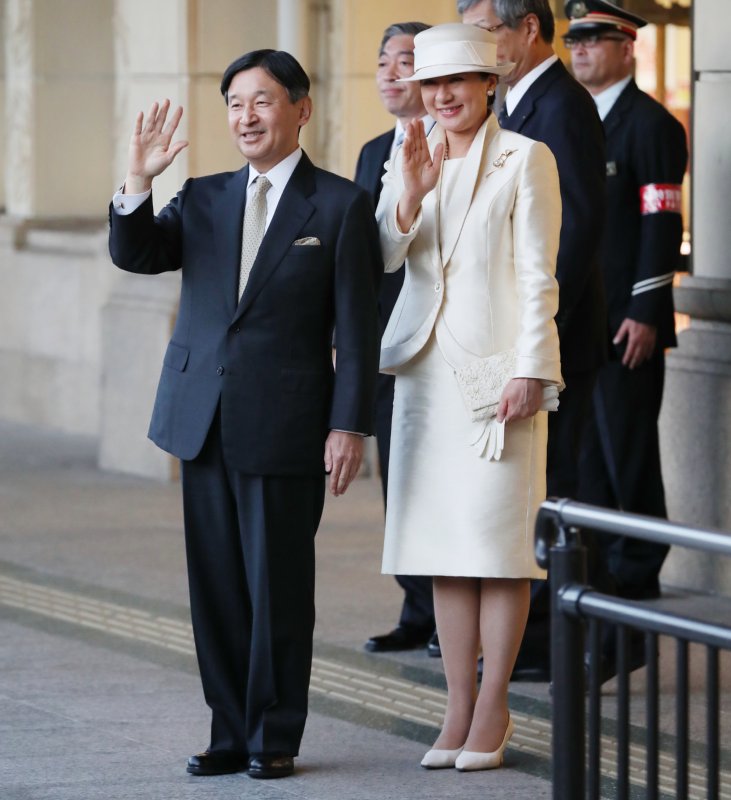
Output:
[420, 72, 495, 144]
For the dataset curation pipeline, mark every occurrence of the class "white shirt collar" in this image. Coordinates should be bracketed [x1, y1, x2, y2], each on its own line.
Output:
[247, 146, 303, 189]
[394, 114, 435, 146]
[592, 75, 632, 121]
[505, 54, 559, 116]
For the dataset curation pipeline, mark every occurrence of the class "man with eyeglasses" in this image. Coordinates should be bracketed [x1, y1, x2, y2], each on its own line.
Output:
[457, 0, 607, 682]
[565, 0, 687, 678]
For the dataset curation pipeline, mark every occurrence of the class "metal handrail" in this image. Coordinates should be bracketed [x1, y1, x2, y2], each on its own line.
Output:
[558, 584, 731, 649]
[535, 498, 731, 569]
[537, 498, 731, 800]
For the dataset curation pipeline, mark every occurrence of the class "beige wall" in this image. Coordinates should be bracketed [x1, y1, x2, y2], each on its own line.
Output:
[333, 0, 459, 180]
[0, 2, 5, 212]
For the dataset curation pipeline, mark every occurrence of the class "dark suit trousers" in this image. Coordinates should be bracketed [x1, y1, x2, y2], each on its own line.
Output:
[375, 372, 435, 632]
[519, 369, 597, 665]
[180, 410, 325, 757]
[578, 352, 669, 598]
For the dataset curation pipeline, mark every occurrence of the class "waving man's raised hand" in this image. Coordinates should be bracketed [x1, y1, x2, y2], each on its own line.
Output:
[125, 100, 189, 194]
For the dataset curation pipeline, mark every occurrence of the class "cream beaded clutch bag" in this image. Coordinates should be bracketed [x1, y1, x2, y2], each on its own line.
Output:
[454, 349, 517, 423]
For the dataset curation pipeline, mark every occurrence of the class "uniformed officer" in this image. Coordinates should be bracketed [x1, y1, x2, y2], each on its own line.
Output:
[564, 0, 688, 614]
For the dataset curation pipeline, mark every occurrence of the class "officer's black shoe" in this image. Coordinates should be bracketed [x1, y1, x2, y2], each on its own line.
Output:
[186, 749, 248, 776]
[426, 631, 441, 658]
[365, 625, 432, 652]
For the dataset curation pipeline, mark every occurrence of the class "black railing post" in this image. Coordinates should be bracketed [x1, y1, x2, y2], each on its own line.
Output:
[550, 523, 588, 800]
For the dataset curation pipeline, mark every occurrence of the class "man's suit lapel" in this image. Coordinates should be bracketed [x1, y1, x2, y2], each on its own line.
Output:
[213, 166, 249, 319]
[505, 59, 566, 133]
[233, 153, 316, 323]
[368, 132, 394, 203]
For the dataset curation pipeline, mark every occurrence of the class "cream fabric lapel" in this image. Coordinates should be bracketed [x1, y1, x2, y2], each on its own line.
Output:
[436, 116, 494, 269]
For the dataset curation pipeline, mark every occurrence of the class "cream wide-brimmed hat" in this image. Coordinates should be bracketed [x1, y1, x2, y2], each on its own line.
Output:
[398, 22, 514, 82]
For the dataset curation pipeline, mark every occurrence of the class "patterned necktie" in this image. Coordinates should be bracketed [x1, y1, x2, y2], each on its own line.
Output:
[238, 175, 272, 300]
[498, 103, 510, 128]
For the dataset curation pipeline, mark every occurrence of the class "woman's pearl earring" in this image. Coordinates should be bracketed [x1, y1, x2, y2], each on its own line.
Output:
[488, 89, 495, 96]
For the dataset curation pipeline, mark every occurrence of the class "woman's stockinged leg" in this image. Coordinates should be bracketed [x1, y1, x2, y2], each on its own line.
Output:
[464, 577, 530, 753]
[431, 576, 481, 749]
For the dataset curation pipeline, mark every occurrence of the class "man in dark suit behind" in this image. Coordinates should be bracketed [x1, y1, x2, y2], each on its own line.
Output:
[108, 50, 381, 779]
[566, 0, 687, 602]
[355, 21, 439, 657]
[459, 0, 607, 680]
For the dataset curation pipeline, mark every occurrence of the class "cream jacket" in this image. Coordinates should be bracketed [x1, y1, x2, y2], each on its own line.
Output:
[377, 114, 563, 386]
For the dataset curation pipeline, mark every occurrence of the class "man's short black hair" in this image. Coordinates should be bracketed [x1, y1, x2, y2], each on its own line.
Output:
[220, 49, 310, 104]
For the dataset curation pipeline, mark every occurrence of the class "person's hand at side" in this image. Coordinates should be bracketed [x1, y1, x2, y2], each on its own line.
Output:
[324, 431, 364, 497]
[396, 118, 444, 232]
[497, 378, 543, 423]
[613, 318, 657, 370]
[124, 99, 189, 194]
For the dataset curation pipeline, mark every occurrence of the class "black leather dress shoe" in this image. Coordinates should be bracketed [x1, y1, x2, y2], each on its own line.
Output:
[364, 625, 432, 652]
[186, 749, 248, 776]
[426, 631, 441, 658]
[587, 630, 649, 685]
[247, 755, 295, 779]
[510, 654, 551, 682]
[510, 664, 551, 682]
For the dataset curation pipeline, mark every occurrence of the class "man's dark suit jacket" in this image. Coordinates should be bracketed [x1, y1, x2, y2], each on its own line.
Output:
[501, 58, 607, 376]
[354, 130, 404, 334]
[109, 152, 382, 475]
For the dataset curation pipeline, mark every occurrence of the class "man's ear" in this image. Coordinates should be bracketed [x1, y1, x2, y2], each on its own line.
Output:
[623, 39, 636, 67]
[298, 96, 313, 128]
[524, 13, 540, 45]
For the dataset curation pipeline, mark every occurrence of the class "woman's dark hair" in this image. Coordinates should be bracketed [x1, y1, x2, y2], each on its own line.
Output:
[220, 49, 310, 104]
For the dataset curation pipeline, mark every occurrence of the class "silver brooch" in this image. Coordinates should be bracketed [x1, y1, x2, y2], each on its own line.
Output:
[492, 149, 516, 168]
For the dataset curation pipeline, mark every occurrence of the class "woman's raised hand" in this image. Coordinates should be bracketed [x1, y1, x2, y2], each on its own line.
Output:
[125, 100, 189, 194]
[401, 119, 444, 199]
[396, 118, 445, 233]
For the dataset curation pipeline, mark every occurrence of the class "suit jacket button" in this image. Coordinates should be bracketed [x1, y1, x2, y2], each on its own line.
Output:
[217, 366, 225, 376]
[435, 281, 442, 292]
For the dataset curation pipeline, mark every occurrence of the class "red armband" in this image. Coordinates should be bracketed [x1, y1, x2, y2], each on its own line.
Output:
[640, 183, 682, 215]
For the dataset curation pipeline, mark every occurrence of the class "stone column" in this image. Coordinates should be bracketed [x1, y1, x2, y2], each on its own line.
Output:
[0, 2, 7, 212]
[659, 0, 731, 594]
[4, 0, 114, 219]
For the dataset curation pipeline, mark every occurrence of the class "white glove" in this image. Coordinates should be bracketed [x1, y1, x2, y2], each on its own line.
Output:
[470, 388, 559, 461]
[472, 418, 506, 461]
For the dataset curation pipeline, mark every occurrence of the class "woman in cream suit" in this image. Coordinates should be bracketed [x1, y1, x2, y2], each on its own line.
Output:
[376, 24, 562, 771]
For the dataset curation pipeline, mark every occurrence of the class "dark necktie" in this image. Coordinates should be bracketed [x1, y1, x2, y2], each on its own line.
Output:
[498, 103, 510, 128]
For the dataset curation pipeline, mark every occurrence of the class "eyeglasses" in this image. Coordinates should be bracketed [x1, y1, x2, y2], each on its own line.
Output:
[563, 34, 628, 49]
[484, 13, 528, 34]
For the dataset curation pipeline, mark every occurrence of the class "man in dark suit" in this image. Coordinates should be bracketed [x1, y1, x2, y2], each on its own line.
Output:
[108, 50, 381, 779]
[459, 0, 607, 680]
[566, 0, 687, 605]
[355, 21, 439, 657]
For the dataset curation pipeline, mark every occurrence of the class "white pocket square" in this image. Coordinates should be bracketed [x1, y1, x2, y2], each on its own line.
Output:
[293, 236, 321, 246]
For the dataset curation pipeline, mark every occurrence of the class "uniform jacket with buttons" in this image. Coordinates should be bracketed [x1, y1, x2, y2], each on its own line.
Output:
[600, 79, 688, 351]
[108, 152, 382, 475]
